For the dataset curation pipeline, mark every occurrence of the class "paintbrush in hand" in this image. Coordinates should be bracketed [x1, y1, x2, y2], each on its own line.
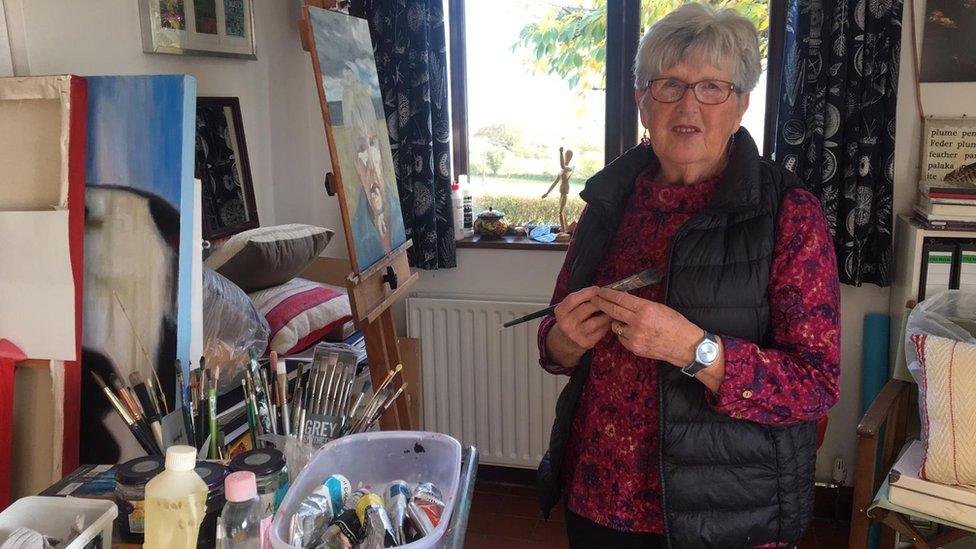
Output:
[500, 267, 664, 328]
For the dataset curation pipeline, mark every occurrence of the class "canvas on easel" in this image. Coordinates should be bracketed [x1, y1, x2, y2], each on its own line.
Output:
[306, 6, 407, 274]
[303, 5, 416, 431]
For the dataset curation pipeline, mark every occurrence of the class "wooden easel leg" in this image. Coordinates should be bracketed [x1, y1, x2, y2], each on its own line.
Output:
[379, 310, 412, 430]
[362, 319, 401, 430]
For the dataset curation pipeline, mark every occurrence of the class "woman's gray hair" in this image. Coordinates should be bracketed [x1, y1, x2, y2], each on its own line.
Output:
[633, 3, 761, 93]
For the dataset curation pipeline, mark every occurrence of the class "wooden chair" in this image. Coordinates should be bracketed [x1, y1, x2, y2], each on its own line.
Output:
[848, 379, 973, 548]
[849, 379, 911, 548]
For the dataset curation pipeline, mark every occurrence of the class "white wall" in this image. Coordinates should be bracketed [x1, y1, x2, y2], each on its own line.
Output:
[1, 0, 345, 239]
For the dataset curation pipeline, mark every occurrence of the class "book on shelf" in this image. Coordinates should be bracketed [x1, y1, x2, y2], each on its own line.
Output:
[917, 196, 976, 217]
[919, 180, 976, 197]
[913, 208, 976, 231]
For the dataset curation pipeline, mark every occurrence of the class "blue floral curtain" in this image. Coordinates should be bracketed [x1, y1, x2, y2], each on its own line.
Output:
[774, 0, 902, 287]
[364, 0, 457, 270]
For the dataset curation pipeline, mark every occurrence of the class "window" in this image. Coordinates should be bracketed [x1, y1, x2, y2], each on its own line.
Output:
[448, 0, 777, 230]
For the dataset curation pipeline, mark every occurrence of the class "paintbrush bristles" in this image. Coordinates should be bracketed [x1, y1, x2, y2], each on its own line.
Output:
[112, 290, 169, 413]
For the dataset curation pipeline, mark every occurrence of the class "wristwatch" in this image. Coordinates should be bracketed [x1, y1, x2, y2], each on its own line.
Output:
[681, 331, 720, 377]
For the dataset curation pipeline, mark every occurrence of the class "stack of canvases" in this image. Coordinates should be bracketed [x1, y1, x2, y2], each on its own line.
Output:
[0, 74, 205, 484]
[203, 224, 354, 358]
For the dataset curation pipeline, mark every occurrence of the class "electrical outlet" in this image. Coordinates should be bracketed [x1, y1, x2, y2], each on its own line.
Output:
[832, 456, 847, 485]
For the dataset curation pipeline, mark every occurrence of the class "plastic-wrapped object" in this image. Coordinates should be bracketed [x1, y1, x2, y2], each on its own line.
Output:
[904, 290, 976, 383]
[203, 267, 270, 394]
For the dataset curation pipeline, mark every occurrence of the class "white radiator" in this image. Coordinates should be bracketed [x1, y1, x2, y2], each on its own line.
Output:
[406, 295, 568, 468]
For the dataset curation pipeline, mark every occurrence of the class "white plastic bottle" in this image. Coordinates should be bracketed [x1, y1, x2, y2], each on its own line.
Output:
[144, 445, 210, 549]
[451, 180, 464, 241]
[217, 471, 263, 549]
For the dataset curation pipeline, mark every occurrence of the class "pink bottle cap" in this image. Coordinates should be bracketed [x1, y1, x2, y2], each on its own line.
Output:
[225, 471, 258, 503]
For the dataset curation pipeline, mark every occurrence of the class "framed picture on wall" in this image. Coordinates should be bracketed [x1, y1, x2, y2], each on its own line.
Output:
[138, 0, 256, 59]
[195, 97, 259, 240]
[920, 0, 976, 82]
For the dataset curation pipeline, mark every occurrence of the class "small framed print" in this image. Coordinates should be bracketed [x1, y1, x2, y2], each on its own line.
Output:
[195, 97, 259, 240]
[139, 0, 256, 59]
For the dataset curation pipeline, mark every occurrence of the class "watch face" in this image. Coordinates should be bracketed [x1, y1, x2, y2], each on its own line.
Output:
[696, 339, 719, 364]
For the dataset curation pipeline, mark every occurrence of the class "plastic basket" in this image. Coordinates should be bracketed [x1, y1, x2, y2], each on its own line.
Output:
[0, 496, 118, 549]
[271, 431, 462, 548]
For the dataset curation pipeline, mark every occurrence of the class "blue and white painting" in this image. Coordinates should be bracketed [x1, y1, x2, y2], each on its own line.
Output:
[82, 75, 196, 462]
[309, 7, 406, 272]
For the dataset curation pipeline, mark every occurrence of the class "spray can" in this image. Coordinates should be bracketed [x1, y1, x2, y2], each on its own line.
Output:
[460, 174, 474, 238]
[451, 180, 464, 241]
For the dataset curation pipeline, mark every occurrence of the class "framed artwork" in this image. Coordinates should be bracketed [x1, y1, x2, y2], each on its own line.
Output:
[306, 7, 407, 273]
[195, 97, 259, 240]
[920, 1, 976, 82]
[138, 0, 256, 59]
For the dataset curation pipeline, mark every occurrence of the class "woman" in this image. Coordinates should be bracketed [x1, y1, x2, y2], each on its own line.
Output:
[536, 4, 841, 548]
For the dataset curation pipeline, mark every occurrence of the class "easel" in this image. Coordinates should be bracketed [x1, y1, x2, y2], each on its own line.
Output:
[299, 2, 417, 431]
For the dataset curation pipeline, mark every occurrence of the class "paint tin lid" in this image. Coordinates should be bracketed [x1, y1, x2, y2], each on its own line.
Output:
[194, 461, 229, 490]
[115, 455, 165, 486]
[229, 448, 286, 478]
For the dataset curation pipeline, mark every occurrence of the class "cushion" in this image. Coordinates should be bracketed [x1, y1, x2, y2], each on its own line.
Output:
[249, 277, 352, 355]
[911, 333, 976, 485]
[204, 224, 334, 293]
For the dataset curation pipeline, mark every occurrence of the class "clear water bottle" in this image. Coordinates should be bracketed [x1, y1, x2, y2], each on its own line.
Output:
[217, 471, 263, 549]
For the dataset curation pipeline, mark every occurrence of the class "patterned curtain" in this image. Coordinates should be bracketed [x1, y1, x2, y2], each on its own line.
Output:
[364, 0, 457, 270]
[773, 0, 902, 287]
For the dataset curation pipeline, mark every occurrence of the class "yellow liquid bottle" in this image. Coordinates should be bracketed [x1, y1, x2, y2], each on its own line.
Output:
[144, 445, 210, 549]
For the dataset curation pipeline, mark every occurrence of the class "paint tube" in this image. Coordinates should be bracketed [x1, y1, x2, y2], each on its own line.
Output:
[356, 493, 398, 548]
[319, 508, 361, 549]
[384, 480, 410, 545]
[406, 483, 444, 538]
[289, 475, 351, 547]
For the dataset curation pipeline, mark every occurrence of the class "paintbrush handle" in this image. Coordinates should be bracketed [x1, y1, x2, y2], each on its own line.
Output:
[208, 388, 218, 458]
[501, 304, 556, 328]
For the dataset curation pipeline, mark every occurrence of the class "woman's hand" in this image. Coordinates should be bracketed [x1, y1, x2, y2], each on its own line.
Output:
[592, 288, 704, 367]
[545, 287, 612, 369]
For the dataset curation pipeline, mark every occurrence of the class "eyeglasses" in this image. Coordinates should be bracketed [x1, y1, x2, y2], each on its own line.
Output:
[645, 78, 737, 105]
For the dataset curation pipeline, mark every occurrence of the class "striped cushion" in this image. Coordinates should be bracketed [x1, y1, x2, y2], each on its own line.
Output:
[911, 333, 976, 485]
[249, 278, 352, 355]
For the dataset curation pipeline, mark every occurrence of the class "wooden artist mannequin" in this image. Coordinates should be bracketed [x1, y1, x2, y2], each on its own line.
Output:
[542, 147, 574, 232]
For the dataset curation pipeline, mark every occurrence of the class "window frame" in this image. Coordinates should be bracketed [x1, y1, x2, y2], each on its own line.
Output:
[445, 0, 784, 247]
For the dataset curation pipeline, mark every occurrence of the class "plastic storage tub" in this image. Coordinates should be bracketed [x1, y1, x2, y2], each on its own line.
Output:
[0, 496, 118, 549]
[271, 431, 462, 549]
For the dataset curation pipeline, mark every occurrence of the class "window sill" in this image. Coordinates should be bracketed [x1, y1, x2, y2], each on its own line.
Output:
[456, 235, 569, 251]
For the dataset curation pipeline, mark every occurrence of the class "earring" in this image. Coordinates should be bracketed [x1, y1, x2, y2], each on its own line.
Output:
[729, 132, 737, 146]
[641, 128, 651, 146]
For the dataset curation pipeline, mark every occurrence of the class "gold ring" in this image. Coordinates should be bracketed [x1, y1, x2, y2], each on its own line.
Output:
[614, 323, 625, 337]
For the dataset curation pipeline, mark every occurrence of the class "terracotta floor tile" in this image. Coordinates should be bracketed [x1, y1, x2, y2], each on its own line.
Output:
[470, 491, 506, 516]
[485, 513, 539, 539]
[502, 495, 545, 520]
[467, 508, 496, 535]
[532, 517, 569, 543]
[464, 533, 503, 549]
[475, 481, 511, 495]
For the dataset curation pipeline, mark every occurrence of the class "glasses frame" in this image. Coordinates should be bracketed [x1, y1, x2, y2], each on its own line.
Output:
[645, 78, 738, 105]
